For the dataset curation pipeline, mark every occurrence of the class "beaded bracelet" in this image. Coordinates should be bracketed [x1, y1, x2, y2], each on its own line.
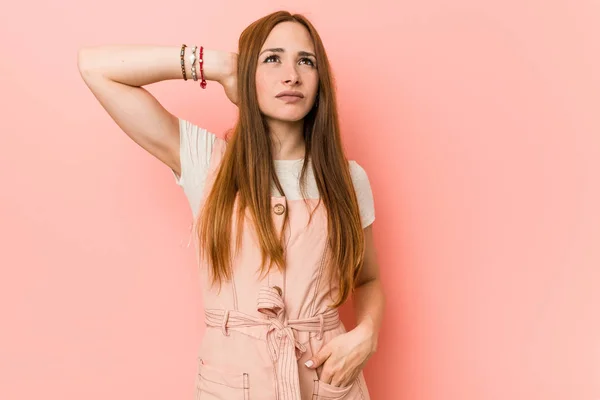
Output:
[189, 45, 198, 81]
[180, 44, 187, 81]
[180, 43, 207, 88]
[198, 46, 207, 89]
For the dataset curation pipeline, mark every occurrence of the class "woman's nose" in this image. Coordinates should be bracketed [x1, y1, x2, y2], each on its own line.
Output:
[284, 74, 299, 84]
[283, 66, 300, 84]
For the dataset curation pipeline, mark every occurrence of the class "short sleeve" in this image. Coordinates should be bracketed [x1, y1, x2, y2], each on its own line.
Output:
[171, 118, 217, 217]
[171, 118, 216, 188]
[350, 161, 376, 228]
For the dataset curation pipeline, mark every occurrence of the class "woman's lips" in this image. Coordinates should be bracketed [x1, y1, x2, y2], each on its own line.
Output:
[277, 95, 303, 103]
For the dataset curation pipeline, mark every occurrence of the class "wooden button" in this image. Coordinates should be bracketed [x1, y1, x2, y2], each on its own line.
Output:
[273, 203, 286, 215]
[272, 286, 282, 296]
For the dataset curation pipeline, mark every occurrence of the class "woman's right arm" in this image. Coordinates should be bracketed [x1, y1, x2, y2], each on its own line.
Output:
[77, 45, 236, 178]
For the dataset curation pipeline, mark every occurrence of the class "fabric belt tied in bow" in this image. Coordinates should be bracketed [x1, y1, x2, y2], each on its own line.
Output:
[204, 284, 340, 400]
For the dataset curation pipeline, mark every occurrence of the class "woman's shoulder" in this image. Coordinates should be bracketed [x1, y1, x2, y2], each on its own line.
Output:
[348, 160, 375, 228]
[348, 160, 370, 183]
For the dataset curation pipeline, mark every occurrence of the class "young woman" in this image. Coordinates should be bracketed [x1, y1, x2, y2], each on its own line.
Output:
[78, 10, 385, 400]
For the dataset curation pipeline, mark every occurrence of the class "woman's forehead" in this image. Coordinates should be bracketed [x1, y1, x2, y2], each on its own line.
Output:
[261, 22, 314, 53]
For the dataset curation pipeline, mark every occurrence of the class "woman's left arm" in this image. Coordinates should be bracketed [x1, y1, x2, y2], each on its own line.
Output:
[352, 223, 386, 352]
[304, 224, 386, 386]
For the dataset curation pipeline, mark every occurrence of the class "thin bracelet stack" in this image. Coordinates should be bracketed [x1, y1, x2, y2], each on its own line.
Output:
[180, 44, 207, 89]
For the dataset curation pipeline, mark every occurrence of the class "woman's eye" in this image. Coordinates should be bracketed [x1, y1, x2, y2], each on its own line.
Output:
[264, 55, 315, 67]
[300, 58, 315, 66]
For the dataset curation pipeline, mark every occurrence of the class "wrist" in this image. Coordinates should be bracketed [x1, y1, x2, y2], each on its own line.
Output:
[199, 49, 232, 83]
[355, 319, 379, 353]
[221, 52, 238, 84]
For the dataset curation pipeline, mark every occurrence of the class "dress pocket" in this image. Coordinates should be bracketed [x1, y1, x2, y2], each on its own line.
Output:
[196, 359, 249, 400]
[312, 378, 355, 399]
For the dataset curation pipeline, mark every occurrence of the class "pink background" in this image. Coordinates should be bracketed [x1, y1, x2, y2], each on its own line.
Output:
[2, 1, 600, 399]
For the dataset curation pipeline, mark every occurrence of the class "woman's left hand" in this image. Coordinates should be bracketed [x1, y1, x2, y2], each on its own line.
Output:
[304, 323, 377, 387]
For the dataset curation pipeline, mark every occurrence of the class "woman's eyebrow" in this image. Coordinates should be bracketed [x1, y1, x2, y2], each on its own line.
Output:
[259, 48, 316, 58]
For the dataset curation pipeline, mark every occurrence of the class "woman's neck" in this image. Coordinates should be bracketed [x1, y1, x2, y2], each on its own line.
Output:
[268, 119, 306, 160]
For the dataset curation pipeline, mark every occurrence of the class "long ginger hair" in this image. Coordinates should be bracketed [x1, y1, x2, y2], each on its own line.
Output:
[197, 10, 366, 308]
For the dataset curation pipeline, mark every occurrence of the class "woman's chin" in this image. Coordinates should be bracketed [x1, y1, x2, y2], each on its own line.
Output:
[272, 110, 311, 122]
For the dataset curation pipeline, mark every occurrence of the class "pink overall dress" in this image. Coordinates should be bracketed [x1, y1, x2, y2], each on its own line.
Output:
[191, 136, 372, 400]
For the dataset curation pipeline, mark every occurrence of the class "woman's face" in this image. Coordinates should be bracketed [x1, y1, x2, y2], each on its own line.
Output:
[256, 21, 319, 123]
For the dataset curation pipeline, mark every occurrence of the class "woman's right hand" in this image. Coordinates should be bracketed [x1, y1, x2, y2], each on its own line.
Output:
[219, 52, 239, 106]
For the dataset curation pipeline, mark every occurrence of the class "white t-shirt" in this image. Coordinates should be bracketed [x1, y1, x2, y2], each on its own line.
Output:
[171, 118, 375, 228]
